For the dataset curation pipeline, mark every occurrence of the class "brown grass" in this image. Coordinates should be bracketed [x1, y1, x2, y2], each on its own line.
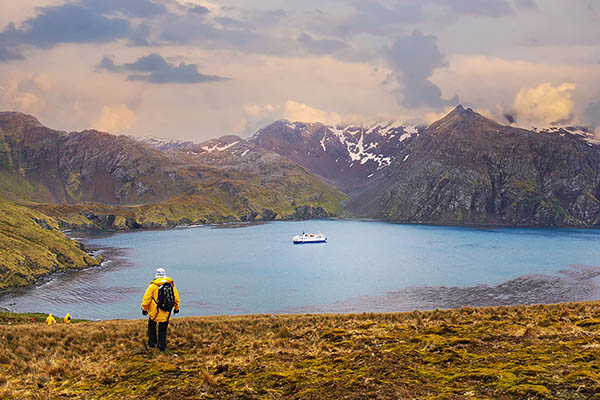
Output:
[2, 301, 600, 399]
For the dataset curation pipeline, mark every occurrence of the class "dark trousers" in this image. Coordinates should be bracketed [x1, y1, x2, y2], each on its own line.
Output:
[148, 319, 169, 350]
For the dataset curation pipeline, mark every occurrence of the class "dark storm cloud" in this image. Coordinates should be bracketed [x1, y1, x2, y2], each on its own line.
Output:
[384, 31, 458, 109]
[0, 0, 282, 57]
[0, 4, 130, 50]
[97, 53, 227, 84]
[297, 33, 348, 55]
[187, 5, 210, 15]
[0, 0, 168, 60]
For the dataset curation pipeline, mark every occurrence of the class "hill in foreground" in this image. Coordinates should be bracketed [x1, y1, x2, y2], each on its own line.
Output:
[0, 199, 101, 289]
[2, 302, 600, 399]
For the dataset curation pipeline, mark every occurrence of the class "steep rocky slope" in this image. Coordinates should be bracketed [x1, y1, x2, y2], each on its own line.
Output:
[355, 106, 600, 225]
[250, 120, 417, 193]
[250, 106, 600, 226]
[3, 107, 599, 229]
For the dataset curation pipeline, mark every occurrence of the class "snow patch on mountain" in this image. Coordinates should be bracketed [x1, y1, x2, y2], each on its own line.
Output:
[132, 136, 194, 151]
[322, 121, 416, 169]
[531, 125, 598, 145]
[201, 141, 240, 153]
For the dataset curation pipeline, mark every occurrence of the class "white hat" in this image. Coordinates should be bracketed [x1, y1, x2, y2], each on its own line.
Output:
[155, 268, 166, 278]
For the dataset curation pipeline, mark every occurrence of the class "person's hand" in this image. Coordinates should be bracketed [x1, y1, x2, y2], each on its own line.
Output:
[174, 309, 179, 314]
[142, 309, 148, 316]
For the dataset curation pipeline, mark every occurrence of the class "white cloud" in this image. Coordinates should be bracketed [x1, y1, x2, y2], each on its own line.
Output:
[512, 82, 576, 126]
[92, 104, 136, 133]
[244, 103, 281, 116]
[433, 55, 600, 126]
[283, 100, 343, 125]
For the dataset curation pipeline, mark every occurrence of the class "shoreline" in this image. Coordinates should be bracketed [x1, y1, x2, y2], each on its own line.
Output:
[2, 297, 600, 321]
[0, 243, 125, 304]
[65, 214, 600, 234]
[3, 220, 600, 317]
[4, 262, 600, 319]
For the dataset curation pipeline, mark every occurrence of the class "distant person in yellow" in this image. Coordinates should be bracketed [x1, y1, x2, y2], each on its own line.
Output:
[46, 313, 56, 325]
[64, 313, 72, 324]
[141, 268, 180, 351]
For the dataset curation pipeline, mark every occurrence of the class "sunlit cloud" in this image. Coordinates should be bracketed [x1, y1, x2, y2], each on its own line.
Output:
[512, 82, 576, 126]
[92, 104, 136, 133]
[283, 101, 343, 125]
[0, 0, 597, 140]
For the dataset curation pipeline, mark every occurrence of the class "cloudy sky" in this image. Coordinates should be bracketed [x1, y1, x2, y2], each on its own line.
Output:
[0, 0, 599, 141]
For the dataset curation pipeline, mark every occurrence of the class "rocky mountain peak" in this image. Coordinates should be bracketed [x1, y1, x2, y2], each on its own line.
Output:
[426, 105, 504, 144]
[0, 111, 44, 131]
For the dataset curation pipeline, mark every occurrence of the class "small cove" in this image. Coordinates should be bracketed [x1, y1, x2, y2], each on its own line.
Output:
[2, 220, 600, 319]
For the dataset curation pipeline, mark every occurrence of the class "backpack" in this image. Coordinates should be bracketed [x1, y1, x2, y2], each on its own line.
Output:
[156, 282, 175, 312]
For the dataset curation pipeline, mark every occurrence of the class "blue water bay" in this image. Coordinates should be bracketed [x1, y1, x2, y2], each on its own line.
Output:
[2, 220, 600, 319]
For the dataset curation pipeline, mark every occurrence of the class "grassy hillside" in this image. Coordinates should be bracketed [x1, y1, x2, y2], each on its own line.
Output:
[0, 200, 101, 289]
[2, 302, 600, 399]
[32, 174, 347, 230]
[0, 111, 347, 230]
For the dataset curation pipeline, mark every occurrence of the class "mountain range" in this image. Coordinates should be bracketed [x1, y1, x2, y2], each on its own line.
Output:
[0, 111, 346, 229]
[248, 106, 600, 226]
[2, 106, 600, 288]
[4, 106, 600, 228]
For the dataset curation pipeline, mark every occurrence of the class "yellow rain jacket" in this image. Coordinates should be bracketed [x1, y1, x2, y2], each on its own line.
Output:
[46, 314, 56, 325]
[141, 277, 180, 322]
[64, 313, 72, 324]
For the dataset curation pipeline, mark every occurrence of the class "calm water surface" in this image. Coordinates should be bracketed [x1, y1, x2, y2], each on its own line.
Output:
[3, 220, 600, 319]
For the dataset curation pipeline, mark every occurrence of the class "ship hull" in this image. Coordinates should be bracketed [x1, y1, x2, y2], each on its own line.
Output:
[293, 239, 327, 244]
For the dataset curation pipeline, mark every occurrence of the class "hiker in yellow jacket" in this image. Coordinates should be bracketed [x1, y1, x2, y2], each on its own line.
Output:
[141, 268, 180, 351]
[46, 313, 56, 325]
[64, 313, 72, 324]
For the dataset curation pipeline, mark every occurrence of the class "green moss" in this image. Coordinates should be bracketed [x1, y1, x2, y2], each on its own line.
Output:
[512, 176, 538, 194]
[507, 384, 551, 398]
[0, 301, 588, 399]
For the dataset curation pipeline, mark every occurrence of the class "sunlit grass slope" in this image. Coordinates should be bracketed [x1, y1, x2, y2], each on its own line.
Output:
[2, 302, 600, 399]
[32, 173, 347, 230]
[0, 200, 101, 289]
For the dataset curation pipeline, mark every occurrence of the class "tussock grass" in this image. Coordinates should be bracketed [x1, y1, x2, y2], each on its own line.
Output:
[2, 302, 600, 399]
[0, 200, 101, 289]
